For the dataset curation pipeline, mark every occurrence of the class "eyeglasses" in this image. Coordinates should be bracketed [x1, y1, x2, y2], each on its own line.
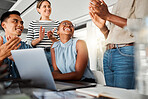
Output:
[62, 22, 75, 27]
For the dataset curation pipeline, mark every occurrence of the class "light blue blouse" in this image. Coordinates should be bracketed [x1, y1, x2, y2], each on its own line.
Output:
[52, 38, 95, 80]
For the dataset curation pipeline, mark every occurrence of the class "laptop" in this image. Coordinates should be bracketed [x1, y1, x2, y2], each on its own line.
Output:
[11, 48, 96, 91]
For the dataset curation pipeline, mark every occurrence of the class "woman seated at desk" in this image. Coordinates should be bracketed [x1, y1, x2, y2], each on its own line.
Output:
[50, 20, 95, 83]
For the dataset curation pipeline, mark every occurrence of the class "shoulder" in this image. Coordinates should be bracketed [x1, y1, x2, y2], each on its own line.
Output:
[76, 40, 86, 46]
[51, 20, 61, 24]
[30, 20, 38, 23]
[2, 36, 6, 43]
[52, 41, 60, 48]
[76, 40, 87, 50]
[29, 20, 38, 25]
[51, 20, 60, 22]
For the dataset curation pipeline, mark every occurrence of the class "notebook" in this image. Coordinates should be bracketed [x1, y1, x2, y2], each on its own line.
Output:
[76, 84, 138, 99]
[11, 48, 96, 91]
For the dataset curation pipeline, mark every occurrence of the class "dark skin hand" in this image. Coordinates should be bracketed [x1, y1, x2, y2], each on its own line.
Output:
[47, 28, 59, 43]
[89, 0, 127, 28]
[89, 6, 109, 39]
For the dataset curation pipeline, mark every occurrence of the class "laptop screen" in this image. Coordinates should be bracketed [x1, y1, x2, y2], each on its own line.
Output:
[11, 48, 96, 91]
[11, 48, 57, 90]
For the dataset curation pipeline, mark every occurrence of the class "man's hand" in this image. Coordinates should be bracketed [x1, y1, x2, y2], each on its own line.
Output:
[0, 36, 21, 62]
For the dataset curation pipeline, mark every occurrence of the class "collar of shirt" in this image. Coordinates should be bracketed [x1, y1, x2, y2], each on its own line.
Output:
[3, 36, 7, 44]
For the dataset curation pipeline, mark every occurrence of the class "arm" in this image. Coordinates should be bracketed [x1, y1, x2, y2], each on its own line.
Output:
[89, 0, 127, 28]
[51, 44, 59, 71]
[0, 36, 21, 65]
[126, 0, 146, 29]
[26, 22, 34, 46]
[31, 26, 45, 46]
[89, 7, 109, 39]
[51, 40, 88, 81]
[107, 14, 127, 28]
[26, 21, 45, 47]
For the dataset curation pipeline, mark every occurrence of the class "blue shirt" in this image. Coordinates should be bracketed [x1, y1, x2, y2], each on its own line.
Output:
[3, 36, 32, 78]
[52, 38, 95, 80]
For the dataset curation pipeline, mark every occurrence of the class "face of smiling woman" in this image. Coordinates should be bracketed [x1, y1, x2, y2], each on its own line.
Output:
[1, 14, 24, 37]
[37, 1, 51, 18]
[57, 20, 75, 37]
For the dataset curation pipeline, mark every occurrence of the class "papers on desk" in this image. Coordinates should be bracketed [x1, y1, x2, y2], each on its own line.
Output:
[33, 91, 94, 99]
[76, 84, 139, 99]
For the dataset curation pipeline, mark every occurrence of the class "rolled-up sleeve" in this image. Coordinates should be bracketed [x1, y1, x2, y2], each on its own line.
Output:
[127, 0, 147, 29]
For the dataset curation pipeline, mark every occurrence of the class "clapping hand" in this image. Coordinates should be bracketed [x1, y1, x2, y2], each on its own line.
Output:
[39, 26, 45, 41]
[89, 0, 110, 20]
[0, 36, 21, 63]
[89, 8, 106, 29]
[47, 28, 56, 39]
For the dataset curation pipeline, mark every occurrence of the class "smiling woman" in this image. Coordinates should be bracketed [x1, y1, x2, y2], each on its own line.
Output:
[50, 20, 96, 82]
[26, 0, 60, 72]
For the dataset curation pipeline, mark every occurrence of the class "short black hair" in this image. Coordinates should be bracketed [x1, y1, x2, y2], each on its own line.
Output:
[0, 10, 21, 24]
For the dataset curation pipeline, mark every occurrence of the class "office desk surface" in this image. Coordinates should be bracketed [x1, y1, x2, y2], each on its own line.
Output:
[1, 86, 95, 99]
[1, 84, 148, 99]
[21, 88, 95, 99]
[76, 84, 148, 99]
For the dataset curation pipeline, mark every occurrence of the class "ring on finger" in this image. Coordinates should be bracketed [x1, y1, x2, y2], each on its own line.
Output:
[100, 2, 103, 5]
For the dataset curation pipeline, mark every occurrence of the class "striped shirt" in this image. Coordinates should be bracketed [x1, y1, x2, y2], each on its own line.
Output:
[26, 20, 60, 48]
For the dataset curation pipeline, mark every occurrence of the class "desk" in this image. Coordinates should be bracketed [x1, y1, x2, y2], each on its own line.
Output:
[76, 84, 148, 99]
[1, 83, 148, 99]
[0, 82, 95, 99]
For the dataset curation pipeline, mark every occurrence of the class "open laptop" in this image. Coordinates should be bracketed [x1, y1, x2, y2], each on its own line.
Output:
[11, 48, 96, 91]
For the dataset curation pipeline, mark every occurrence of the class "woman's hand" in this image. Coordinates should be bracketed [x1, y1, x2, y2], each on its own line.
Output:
[47, 28, 58, 42]
[39, 26, 45, 41]
[89, 0, 111, 20]
[89, 9, 106, 29]
[89, 0, 127, 28]
[47, 28, 56, 39]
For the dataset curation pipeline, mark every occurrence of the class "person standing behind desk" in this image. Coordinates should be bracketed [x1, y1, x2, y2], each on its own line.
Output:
[50, 20, 95, 82]
[89, 0, 146, 89]
[26, 0, 60, 72]
[0, 11, 32, 78]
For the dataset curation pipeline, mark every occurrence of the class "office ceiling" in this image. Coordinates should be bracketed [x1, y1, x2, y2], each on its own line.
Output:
[0, 0, 17, 18]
